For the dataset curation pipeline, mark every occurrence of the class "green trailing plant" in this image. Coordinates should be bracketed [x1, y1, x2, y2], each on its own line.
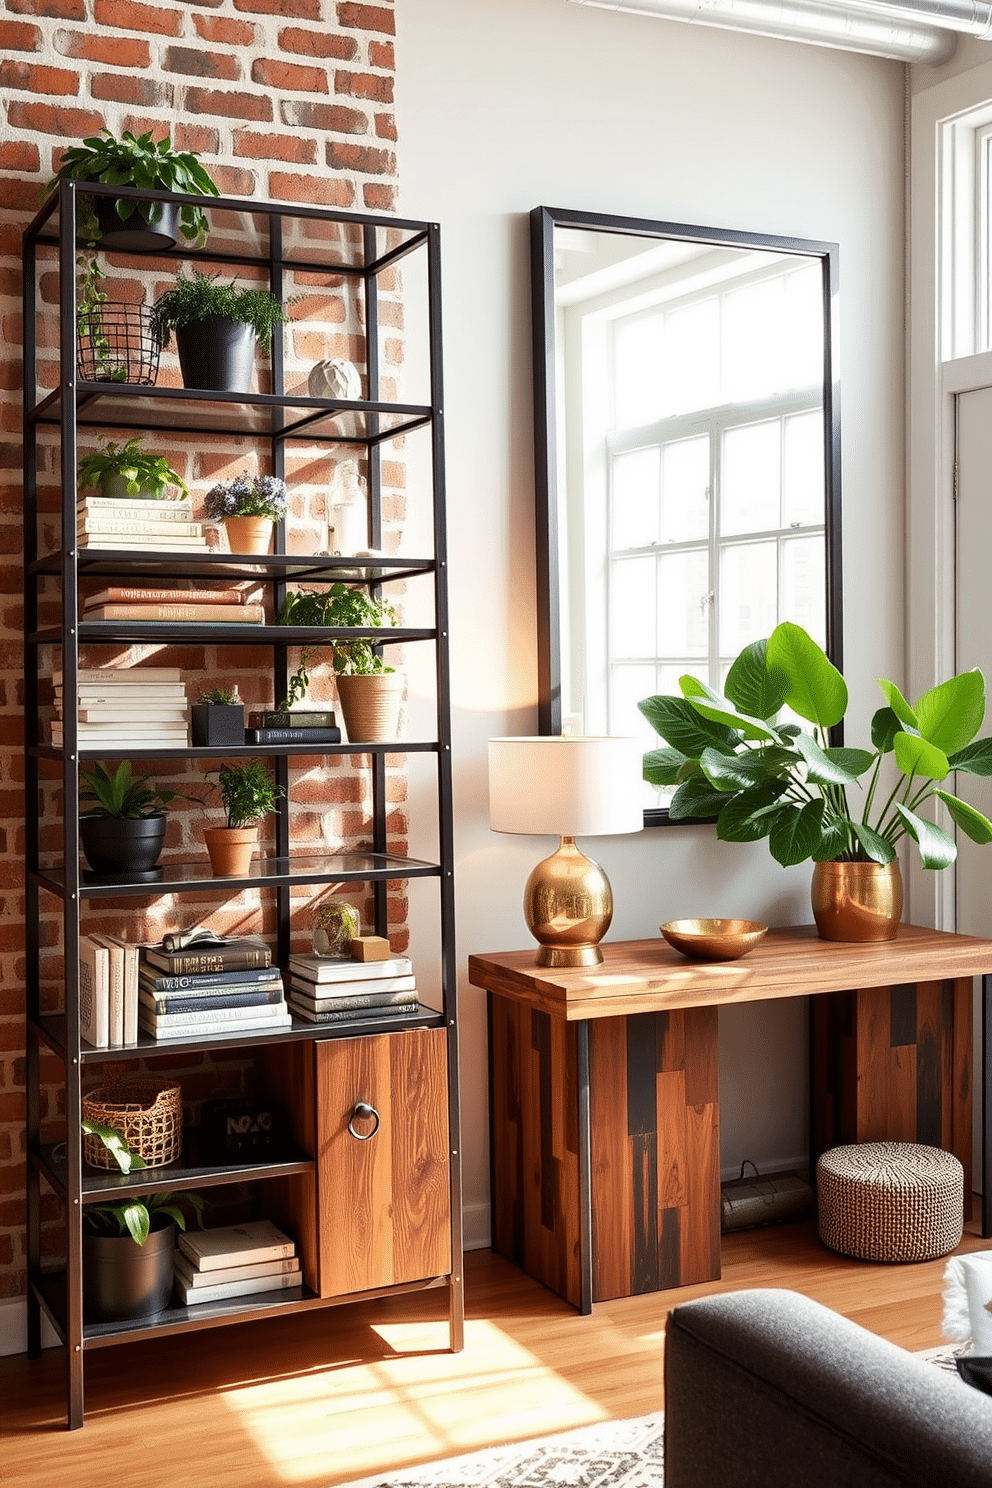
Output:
[77, 437, 189, 501]
[153, 270, 291, 354]
[78, 1120, 203, 1246]
[278, 584, 398, 676]
[46, 127, 220, 247]
[214, 760, 284, 829]
[79, 761, 199, 820]
[278, 648, 315, 712]
[639, 620, 992, 870]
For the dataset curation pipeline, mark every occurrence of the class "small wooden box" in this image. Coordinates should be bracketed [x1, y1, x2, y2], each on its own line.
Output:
[351, 936, 391, 962]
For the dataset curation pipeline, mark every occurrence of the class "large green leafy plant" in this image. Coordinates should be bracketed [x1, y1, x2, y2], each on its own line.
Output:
[153, 270, 291, 353]
[77, 437, 188, 501]
[279, 584, 397, 675]
[640, 621, 992, 869]
[79, 761, 197, 819]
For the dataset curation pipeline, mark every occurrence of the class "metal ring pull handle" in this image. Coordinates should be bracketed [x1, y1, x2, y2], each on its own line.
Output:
[347, 1101, 380, 1140]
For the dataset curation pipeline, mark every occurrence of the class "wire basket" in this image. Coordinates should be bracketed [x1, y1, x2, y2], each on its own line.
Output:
[83, 1079, 182, 1170]
[76, 302, 161, 386]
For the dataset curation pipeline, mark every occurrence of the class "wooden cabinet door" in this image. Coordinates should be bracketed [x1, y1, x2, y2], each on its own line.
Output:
[315, 1027, 451, 1297]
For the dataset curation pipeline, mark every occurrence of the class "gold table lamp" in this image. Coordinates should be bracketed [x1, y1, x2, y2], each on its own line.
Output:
[488, 735, 643, 967]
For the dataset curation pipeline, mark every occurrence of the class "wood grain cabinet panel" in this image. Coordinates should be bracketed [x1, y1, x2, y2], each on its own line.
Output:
[315, 1028, 452, 1298]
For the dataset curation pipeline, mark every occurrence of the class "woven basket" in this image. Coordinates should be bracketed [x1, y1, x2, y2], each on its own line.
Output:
[82, 1080, 182, 1170]
[817, 1141, 963, 1263]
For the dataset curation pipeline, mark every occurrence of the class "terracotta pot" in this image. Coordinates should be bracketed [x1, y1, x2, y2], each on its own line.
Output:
[335, 672, 404, 743]
[224, 515, 272, 555]
[811, 860, 903, 942]
[203, 825, 258, 877]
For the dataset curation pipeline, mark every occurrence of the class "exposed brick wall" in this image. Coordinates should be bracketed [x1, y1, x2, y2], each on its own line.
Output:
[0, 0, 402, 1302]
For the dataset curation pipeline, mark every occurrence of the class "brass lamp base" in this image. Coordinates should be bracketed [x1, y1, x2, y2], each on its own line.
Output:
[524, 836, 613, 967]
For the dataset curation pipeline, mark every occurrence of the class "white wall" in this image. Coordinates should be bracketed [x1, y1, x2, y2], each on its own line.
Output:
[394, 0, 906, 1249]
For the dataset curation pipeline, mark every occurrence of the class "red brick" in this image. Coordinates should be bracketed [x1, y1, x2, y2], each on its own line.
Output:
[0, 141, 39, 173]
[54, 30, 150, 66]
[279, 26, 355, 59]
[374, 112, 397, 141]
[0, 18, 40, 50]
[336, 69, 393, 103]
[363, 182, 396, 212]
[268, 172, 356, 208]
[209, 163, 258, 198]
[91, 73, 176, 108]
[194, 13, 256, 45]
[234, 0, 321, 15]
[0, 60, 80, 95]
[183, 86, 274, 122]
[252, 57, 329, 93]
[337, 2, 395, 35]
[6, 0, 84, 17]
[368, 38, 393, 69]
[93, 0, 183, 33]
[173, 123, 221, 157]
[165, 45, 241, 80]
[233, 130, 317, 165]
[280, 99, 367, 134]
[326, 141, 396, 176]
[8, 100, 105, 138]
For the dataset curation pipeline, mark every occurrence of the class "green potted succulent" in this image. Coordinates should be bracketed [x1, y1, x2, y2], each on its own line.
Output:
[640, 621, 992, 942]
[46, 126, 220, 251]
[203, 473, 288, 554]
[77, 437, 189, 503]
[153, 270, 291, 394]
[79, 760, 198, 879]
[203, 760, 285, 877]
[191, 686, 246, 749]
[278, 584, 402, 742]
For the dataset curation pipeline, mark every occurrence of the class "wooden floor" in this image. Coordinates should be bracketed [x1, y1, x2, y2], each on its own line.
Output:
[3, 1211, 989, 1487]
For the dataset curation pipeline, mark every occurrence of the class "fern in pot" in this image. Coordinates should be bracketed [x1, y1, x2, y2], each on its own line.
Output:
[153, 269, 291, 394]
[203, 760, 285, 877]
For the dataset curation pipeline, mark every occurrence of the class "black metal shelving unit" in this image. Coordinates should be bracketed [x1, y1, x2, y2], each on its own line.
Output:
[22, 181, 462, 1429]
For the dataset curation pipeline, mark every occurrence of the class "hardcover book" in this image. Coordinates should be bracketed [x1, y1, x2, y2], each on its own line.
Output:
[249, 710, 337, 729]
[173, 1252, 301, 1288]
[143, 936, 272, 975]
[139, 1000, 288, 1028]
[287, 985, 418, 1013]
[288, 999, 420, 1024]
[78, 935, 109, 1050]
[77, 497, 194, 516]
[288, 954, 413, 984]
[83, 602, 264, 624]
[175, 1269, 302, 1305]
[177, 1219, 295, 1270]
[77, 517, 204, 537]
[138, 1010, 292, 1040]
[84, 586, 249, 607]
[139, 985, 285, 1015]
[139, 965, 282, 993]
[246, 726, 342, 745]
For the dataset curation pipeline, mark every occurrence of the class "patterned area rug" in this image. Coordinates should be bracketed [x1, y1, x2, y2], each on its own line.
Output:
[339, 1413, 666, 1488]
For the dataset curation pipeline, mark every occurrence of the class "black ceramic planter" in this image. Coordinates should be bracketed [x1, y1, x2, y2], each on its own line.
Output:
[96, 197, 179, 253]
[79, 813, 167, 878]
[191, 703, 246, 748]
[175, 317, 257, 393]
[83, 1219, 176, 1324]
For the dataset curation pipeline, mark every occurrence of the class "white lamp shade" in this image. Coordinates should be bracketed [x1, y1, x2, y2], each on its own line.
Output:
[488, 736, 643, 838]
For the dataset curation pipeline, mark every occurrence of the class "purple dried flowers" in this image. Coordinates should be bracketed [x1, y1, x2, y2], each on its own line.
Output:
[203, 473, 288, 521]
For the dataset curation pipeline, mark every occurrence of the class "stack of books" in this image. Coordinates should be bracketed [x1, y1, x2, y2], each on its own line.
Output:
[139, 935, 290, 1041]
[53, 665, 189, 750]
[174, 1219, 301, 1306]
[83, 585, 265, 626]
[79, 931, 139, 1049]
[287, 954, 420, 1025]
[77, 492, 209, 552]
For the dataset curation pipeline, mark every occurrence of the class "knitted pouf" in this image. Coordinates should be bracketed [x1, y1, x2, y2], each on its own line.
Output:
[816, 1142, 964, 1263]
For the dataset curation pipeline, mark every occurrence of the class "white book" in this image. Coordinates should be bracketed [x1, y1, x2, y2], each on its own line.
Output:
[138, 1012, 292, 1040]
[61, 690, 188, 705]
[176, 1269, 302, 1305]
[78, 935, 109, 1049]
[291, 974, 417, 1002]
[178, 1219, 295, 1271]
[78, 496, 193, 516]
[289, 983, 418, 1011]
[173, 1251, 301, 1288]
[140, 1001, 288, 1029]
[54, 667, 183, 684]
[288, 955, 413, 984]
[54, 728, 190, 746]
[78, 535, 209, 550]
[89, 934, 125, 1047]
[77, 517, 204, 537]
[97, 933, 140, 1045]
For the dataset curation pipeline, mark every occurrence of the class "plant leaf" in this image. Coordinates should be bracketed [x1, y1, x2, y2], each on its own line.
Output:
[765, 622, 847, 729]
[822, 747, 875, 777]
[701, 745, 796, 791]
[768, 799, 825, 866]
[637, 695, 735, 757]
[680, 676, 779, 742]
[914, 670, 986, 755]
[871, 706, 901, 753]
[934, 789, 992, 845]
[876, 678, 919, 731]
[122, 1201, 151, 1246]
[848, 820, 897, 864]
[724, 639, 786, 721]
[948, 738, 992, 776]
[895, 804, 957, 869]
[716, 783, 788, 842]
[791, 731, 867, 785]
[642, 746, 689, 788]
[893, 731, 950, 781]
[811, 820, 853, 861]
[667, 778, 728, 821]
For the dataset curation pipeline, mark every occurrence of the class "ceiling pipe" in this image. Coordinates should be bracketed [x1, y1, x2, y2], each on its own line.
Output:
[568, 0, 963, 62]
[863, 0, 992, 36]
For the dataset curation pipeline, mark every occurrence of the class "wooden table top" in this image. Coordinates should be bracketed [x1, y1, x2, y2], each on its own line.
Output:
[467, 923, 992, 1020]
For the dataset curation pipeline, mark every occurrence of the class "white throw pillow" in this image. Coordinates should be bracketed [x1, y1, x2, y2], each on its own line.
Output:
[943, 1250, 992, 1351]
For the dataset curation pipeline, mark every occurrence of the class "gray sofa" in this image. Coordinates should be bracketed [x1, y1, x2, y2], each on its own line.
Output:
[664, 1288, 992, 1487]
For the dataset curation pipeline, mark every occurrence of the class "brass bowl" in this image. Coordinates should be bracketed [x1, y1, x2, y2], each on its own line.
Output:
[660, 918, 768, 962]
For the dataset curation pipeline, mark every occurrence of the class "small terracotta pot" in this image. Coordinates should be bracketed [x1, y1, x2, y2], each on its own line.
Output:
[224, 515, 272, 554]
[203, 825, 258, 877]
[335, 672, 404, 743]
[811, 860, 903, 942]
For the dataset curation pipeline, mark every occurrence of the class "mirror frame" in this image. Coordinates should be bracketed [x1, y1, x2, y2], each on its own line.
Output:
[530, 204, 843, 827]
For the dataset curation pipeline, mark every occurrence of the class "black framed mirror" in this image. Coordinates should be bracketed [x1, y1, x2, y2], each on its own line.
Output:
[531, 205, 842, 826]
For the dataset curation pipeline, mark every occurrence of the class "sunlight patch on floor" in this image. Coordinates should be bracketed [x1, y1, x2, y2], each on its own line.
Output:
[220, 1318, 606, 1483]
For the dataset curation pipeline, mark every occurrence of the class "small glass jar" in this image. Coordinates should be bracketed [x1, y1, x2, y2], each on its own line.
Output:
[312, 900, 361, 958]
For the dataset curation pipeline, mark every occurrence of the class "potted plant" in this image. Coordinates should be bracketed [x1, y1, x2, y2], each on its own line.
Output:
[153, 270, 291, 394]
[278, 583, 403, 742]
[77, 1119, 203, 1323]
[191, 686, 246, 748]
[202, 472, 288, 555]
[203, 760, 285, 877]
[77, 436, 189, 503]
[640, 621, 992, 942]
[46, 126, 220, 251]
[79, 760, 199, 880]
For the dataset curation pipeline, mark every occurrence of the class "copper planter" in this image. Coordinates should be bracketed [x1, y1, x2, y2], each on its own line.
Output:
[811, 860, 903, 942]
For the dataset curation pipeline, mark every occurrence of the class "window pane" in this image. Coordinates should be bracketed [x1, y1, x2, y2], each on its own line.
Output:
[782, 410, 824, 527]
[660, 436, 709, 542]
[611, 554, 656, 658]
[722, 277, 785, 401]
[782, 533, 826, 645]
[657, 548, 709, 658]
[723, 421, 780, 534]
[611, 663, 659, 741]
[612, 447, 659, 549]
[613, 312, 665, 426]
[661, 298, 720, 414]
[785, 263, 824, 386]
[720, 541, 777, 651]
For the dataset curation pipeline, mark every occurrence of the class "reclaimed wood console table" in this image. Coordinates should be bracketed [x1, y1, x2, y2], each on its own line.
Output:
[468, 924, 992, 1313]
